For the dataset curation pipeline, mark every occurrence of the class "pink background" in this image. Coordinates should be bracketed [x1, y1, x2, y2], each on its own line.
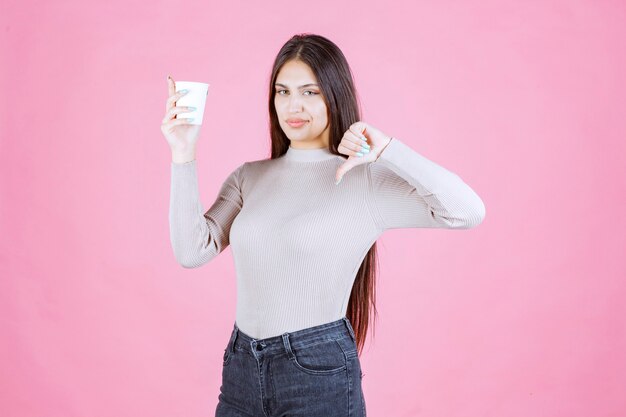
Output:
[1, 1, 625, 416]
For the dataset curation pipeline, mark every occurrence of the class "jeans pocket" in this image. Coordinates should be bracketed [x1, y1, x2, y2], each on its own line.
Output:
[289, 338, 347, 375]
[222, 339, 234, 366]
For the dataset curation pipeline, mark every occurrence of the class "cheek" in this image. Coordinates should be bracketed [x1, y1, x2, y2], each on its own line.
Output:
[309, 100, 328, 122]
[274, 95, 288, 108]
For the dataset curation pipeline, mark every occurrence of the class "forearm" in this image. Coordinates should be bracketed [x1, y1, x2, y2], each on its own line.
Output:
[371, 137, 486, 229]
[169, 160, 216, 268]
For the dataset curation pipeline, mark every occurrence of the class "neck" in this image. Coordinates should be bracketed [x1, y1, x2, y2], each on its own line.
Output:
[283, 144, 337, 162]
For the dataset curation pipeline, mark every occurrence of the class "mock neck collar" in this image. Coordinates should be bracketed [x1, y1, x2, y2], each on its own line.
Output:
[283, 145, 337, 162]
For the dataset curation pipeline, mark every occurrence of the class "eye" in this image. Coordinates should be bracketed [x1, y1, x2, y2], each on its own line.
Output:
[275, 89, 319, 96]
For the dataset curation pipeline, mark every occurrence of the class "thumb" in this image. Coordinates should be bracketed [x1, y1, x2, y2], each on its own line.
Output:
[335, 159, 358, 185]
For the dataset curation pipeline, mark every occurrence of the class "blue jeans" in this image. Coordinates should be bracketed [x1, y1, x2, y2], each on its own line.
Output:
[215, 316, 366, 416]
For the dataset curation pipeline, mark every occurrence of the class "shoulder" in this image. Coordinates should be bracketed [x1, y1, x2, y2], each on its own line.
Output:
[239, 156, 283, 174]
[230, 157, 278, 188]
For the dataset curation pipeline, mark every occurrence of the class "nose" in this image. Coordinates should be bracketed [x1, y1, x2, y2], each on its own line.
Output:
[288, 95, 303, 113]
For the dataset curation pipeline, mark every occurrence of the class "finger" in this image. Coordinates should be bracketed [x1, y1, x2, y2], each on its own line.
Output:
[335, 158, 360, 184]
[339, 133, 371, 157]
[338, 142, 370, 158]
[345, 130, 370, 152]
[167, 90, 188, 104]
[165, 90, 189, 115]
[162, 117, 195, 129]
[164, 105, 195, 122]
[344, 130, 370, 151]
[172, 117, 194, 125]
[167, 74, 175, 97]
[166, 75, 176, 112]
[348, 126, 369, 144]
[337, 142, 360, 156]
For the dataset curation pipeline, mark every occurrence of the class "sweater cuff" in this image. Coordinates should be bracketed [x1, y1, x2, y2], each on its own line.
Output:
[172, 159, 197, 168]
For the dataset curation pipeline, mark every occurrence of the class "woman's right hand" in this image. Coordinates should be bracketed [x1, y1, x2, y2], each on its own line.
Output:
[161, 75, 201, 160]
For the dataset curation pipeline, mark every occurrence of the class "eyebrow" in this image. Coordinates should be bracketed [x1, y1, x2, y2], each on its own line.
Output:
[274, 83, 319, 88]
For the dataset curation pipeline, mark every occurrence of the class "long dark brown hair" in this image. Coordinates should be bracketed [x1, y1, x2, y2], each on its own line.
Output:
[266, 33, 379, 356]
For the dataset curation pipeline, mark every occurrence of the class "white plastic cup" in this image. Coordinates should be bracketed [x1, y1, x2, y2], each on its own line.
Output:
[174, 81, 210, 125]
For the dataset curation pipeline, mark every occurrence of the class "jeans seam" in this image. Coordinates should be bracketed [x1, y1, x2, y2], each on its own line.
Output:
[347, 355, 353, 416]
[287, 338, 348, 375]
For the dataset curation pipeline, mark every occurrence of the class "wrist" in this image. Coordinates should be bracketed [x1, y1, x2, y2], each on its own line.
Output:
[172, 151, 196, 164]
[374, 136, 393, 161]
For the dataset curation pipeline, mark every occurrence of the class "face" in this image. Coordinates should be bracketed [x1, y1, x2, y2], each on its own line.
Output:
[274, 60, 330, 149]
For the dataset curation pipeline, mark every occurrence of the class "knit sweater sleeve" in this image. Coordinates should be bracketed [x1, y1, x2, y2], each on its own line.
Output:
[366, 137, 485, 230]
[169, 159, 244, 268]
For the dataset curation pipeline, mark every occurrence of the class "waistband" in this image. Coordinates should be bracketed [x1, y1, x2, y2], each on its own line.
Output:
[226, 316, 357, 357]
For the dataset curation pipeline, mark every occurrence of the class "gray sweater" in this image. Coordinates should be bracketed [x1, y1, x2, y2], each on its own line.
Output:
[169, 137, 485, 339]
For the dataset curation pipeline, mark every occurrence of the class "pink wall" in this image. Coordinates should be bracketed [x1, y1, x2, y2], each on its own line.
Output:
[1, 1, 625, 416]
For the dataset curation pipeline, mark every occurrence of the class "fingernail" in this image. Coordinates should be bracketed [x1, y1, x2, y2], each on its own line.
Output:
[335, 177, 342, 185]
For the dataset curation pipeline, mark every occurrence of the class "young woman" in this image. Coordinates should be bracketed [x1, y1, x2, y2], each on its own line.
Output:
[162, 34, 485, 417]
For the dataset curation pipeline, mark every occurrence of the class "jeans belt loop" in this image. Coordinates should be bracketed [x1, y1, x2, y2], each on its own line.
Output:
[230, 324, 239, 353]
[342, 316, 357, 343]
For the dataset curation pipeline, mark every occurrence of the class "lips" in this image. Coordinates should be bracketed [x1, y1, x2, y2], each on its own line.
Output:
[287, 119, 308, 127]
